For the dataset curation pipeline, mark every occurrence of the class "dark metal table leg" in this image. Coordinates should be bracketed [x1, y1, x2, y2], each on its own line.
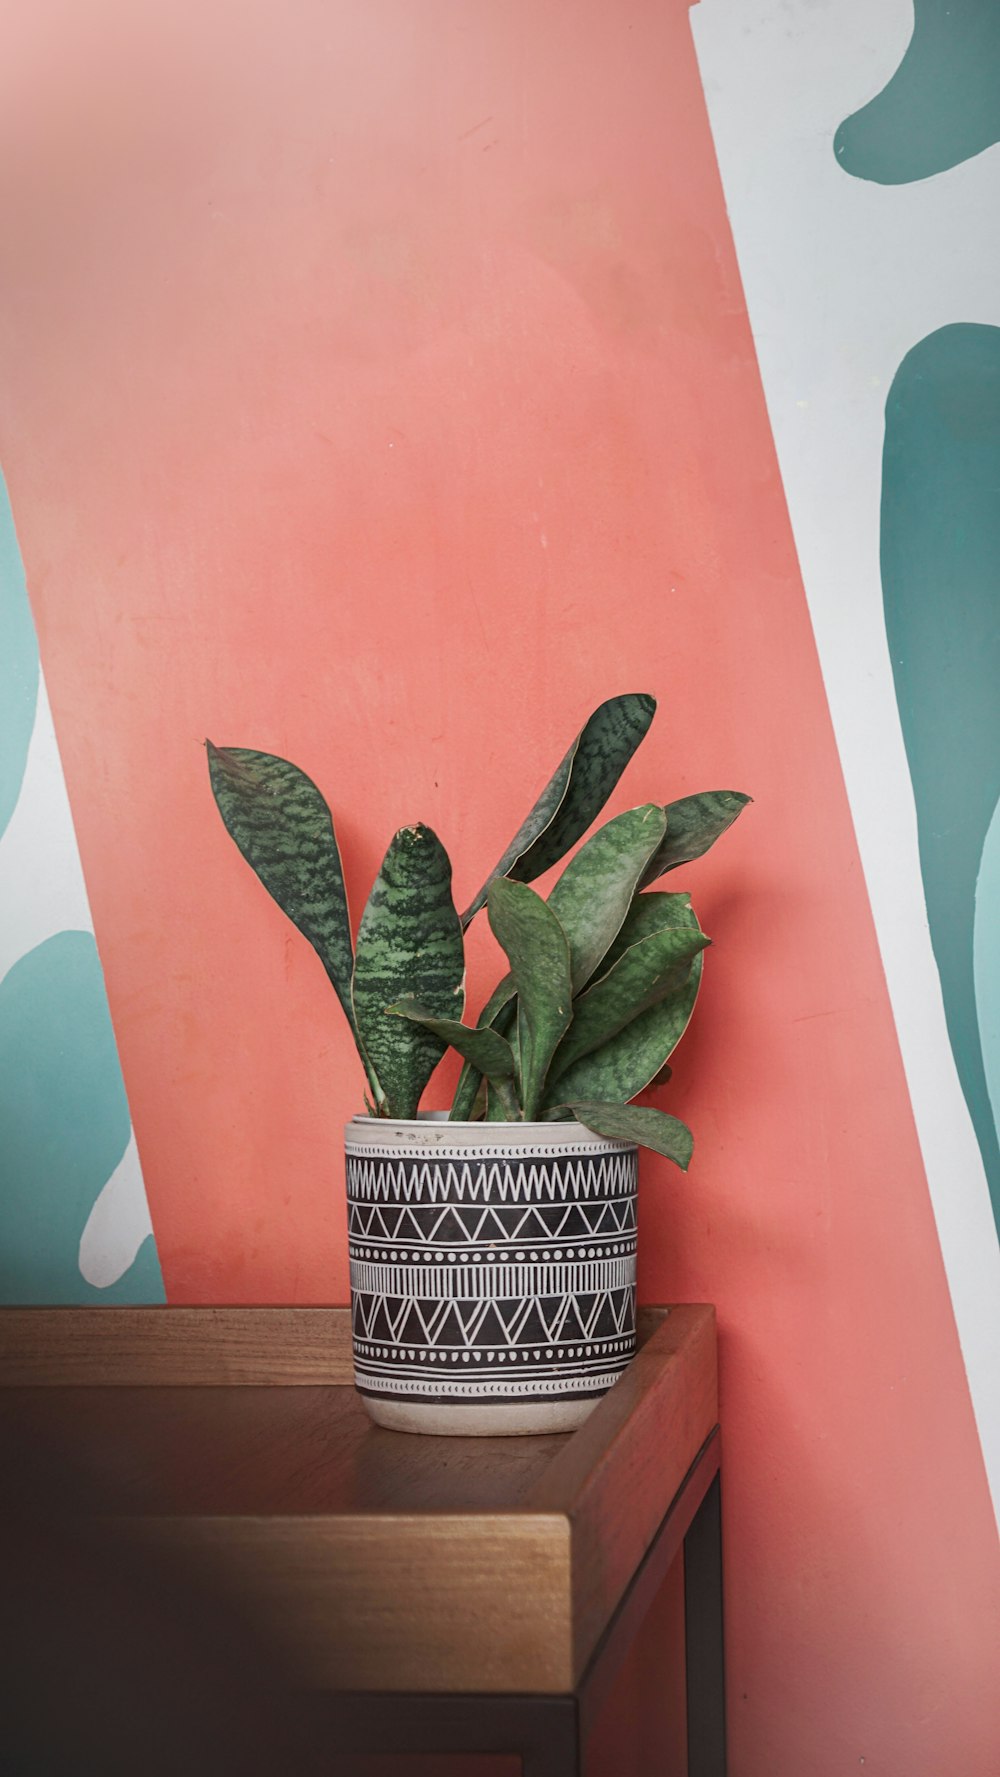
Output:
[521, 1695, 581, 1777]
[683, 1470, 727, 1777]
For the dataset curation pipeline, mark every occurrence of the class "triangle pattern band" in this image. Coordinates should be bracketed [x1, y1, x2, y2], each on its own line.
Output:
[348, 1196, 637, 1247]
[351, 1285, 637, 1353]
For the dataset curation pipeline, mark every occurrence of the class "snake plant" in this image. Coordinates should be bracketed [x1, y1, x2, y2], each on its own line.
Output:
[206, 694, 748, 1166]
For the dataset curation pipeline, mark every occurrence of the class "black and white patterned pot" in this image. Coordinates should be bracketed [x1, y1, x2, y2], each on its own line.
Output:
[344, 1116, 638, 1436]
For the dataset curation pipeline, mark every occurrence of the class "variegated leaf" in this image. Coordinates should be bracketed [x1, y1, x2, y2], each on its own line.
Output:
[567, 1102, 693, 1169]
[639, 791, 750, 888]
[552, 923, 710, 1076]
[353, 826, 465, 1118]
[545, 954, 703, 1106]
[598, 890, 697, 971]
[461, 693, 656, 925]
[387, 999, 515, 1087]
[547, 803, 666, 989]
[205, 743, 379, 1093]
[487, 878, 572, 1121]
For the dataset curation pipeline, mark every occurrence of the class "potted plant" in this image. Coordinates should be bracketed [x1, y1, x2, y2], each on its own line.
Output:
[207, 695, 748, 1435]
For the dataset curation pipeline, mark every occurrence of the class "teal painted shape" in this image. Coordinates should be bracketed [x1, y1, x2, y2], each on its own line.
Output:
[0, 472, 40, 843]
[974, 797, 1000, 1150]
[0, 931, 165, 1303]
[96, 1225, 165, 1305]
[882, 324, 1000, 1237]
[835, 0, 1000, 184]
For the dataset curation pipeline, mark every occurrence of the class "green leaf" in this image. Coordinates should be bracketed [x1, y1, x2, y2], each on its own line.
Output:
[552, 924, 710, 1077]
[449, 974, 517, 1118]
[546, 954, 704, 1105]
[486, 1077, 520, 1120]
[599, 890, 698, 971]
[450, 1062, 485, 1121]
[461, 693, 656, 926]
[353, 826, 465, 1118]
[487, 879, 572, 1121]
[468, 1075, 489, 1120]
[547, 803, 666, 990]
[640, 791, 750, 888]
[566, 1102, 693, 1169]
[387, 1000, 515, 1085]
[206, 743, 376, 1087]
[476, 973, 516, 1028]
[451, 806, 667, 1116]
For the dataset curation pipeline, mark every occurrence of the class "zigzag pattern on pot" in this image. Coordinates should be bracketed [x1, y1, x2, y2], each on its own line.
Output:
[345, 1148, 637, 1205]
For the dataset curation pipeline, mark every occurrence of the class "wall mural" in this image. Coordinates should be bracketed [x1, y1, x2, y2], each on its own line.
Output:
[0, 473, 163, 1303]
[830, 0, 1000, 1237]
[692, 0, 1000, 1516]
[1, 4, 996, 1765]
[834, 0, 1000, 185]
[830, 0, 1000, 1240]
[881, 324, 1000, 1237]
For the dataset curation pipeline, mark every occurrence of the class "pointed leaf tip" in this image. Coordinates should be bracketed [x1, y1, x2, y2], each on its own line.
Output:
[640, 790, 751, 888]
[567, 1101, 694, 1168]
[461, 693, 657, 926]
[205, 743, 363, 1062]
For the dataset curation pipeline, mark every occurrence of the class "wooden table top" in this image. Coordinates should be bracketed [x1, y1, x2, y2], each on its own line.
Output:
[0, 1304, 717, 1695]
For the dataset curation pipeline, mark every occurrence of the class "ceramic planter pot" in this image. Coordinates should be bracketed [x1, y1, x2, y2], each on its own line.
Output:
[344, 1115, 638, 1436]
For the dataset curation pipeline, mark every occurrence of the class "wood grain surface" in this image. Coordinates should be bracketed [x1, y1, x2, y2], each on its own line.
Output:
[0, 1307, 355, 1386]
[0, 1303, 718, 1692]
[0, 1304, 672, 1388]
[129, 1513, 574, 1693]
[0, 1384, 566, 1515]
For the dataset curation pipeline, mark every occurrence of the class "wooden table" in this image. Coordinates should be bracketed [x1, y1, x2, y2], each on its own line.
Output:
[0, 1304, 725, 1775]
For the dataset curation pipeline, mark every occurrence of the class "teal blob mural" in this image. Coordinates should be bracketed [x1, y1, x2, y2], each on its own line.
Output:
[974, 797, 1000, 1151]
[0, 931, 165, 1303]
[881, 323, 1000, 1235]
[0, 473, 40, 843]
[835, 0, 1000, 184]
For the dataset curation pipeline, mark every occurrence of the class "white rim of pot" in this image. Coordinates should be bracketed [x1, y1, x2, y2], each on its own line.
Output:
[345, 1113, 634, 1150]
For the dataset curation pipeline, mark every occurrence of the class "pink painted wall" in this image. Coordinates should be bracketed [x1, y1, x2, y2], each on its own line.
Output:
[0, 1, 996, 1770]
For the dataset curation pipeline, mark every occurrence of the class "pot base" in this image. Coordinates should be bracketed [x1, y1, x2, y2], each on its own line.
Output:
[362, 1392, 604, 1437]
